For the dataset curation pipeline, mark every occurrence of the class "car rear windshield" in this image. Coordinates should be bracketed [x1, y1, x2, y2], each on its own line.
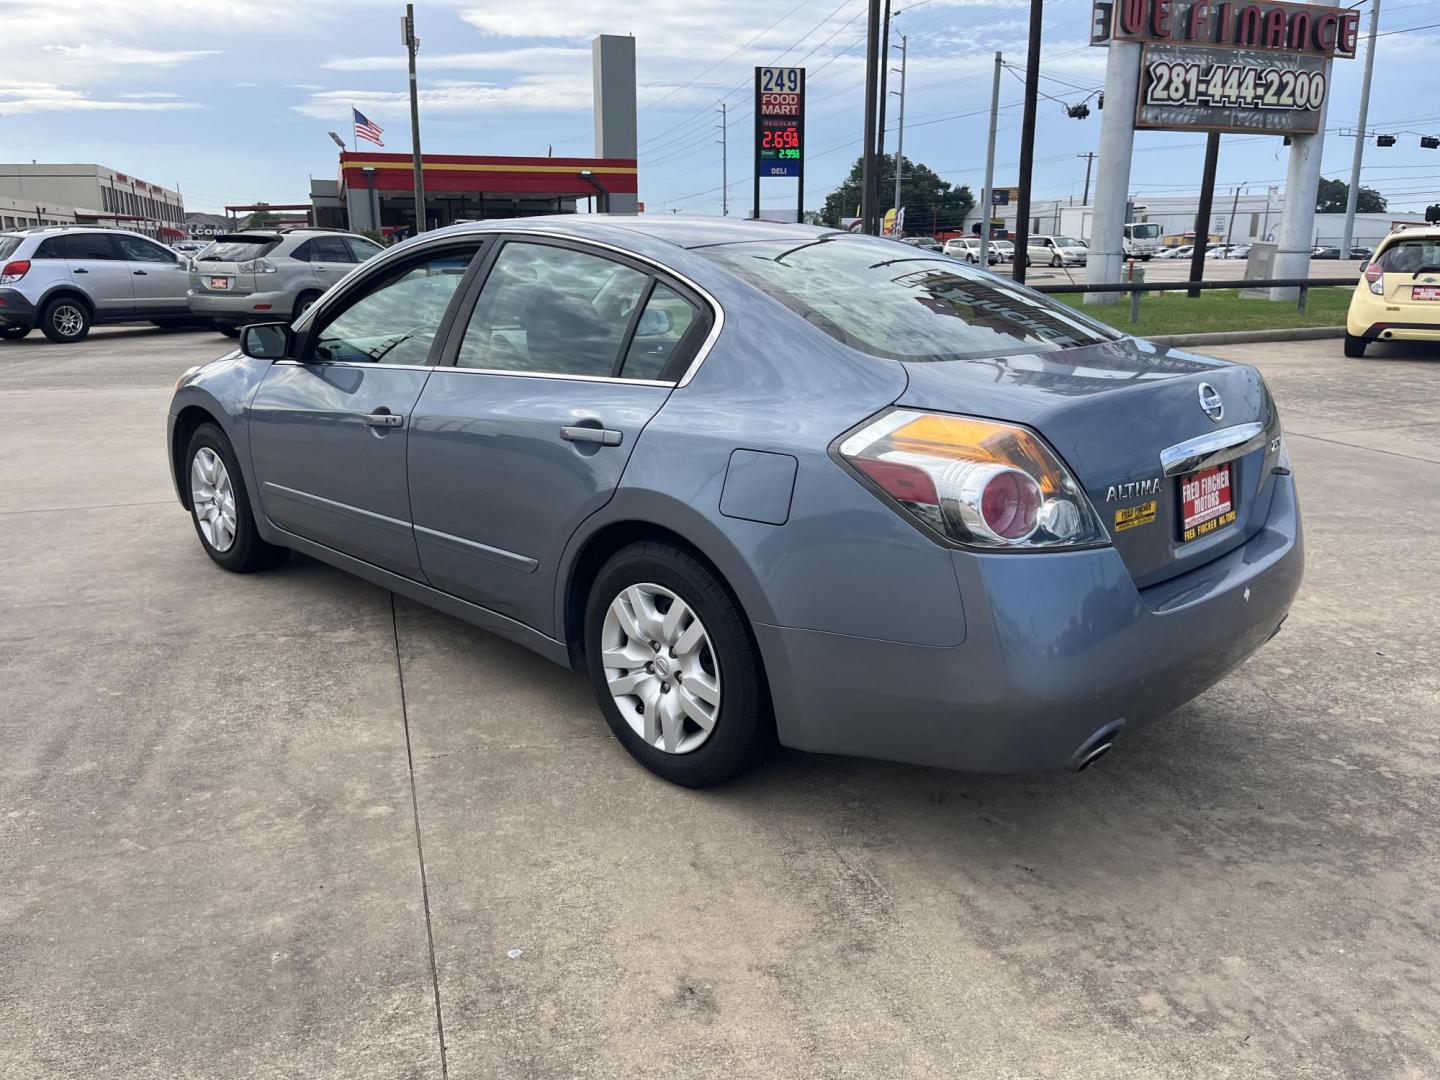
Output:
[0, 236, 21, 261]
[1376, 238, 1440, 274]
[196, 236, 280, 262]
[696, 234, 1117, 362]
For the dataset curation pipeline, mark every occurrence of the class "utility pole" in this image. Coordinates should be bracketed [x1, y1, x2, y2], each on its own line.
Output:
[861, 0, 882, 234]
[1261, 185, 1277, 241]
[875, 0, 892, 219]
[402, 4, 426, 233]
[1013, 0, 1043, 284]
[717, 103, 729, 216]
[979, 51, 1002, 243]
[1226, 182, 1246, 247]
[1342, 0, 1380, 258]
[1077, 152, 1097, 206]
[891, 34, 908, 235]
[1188, 133, 1221, 297]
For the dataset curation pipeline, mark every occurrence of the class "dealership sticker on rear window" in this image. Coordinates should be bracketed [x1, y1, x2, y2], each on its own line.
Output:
[1114, 500, 1157, 532]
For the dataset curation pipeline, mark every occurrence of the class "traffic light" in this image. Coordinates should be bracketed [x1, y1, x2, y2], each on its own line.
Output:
[1066, 103, 1091, 119]
[1421, 136, 1440, 150]
[1376, 134, 1397, 147]
[1427, 204, 1440, 225]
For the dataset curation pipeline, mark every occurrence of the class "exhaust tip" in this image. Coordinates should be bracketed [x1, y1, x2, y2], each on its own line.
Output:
[1068, 720, 1123, 772]
[1073, 742, 1114, 771]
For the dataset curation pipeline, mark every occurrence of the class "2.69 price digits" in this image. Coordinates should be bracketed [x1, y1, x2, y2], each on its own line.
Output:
[761, 126, 800, 150]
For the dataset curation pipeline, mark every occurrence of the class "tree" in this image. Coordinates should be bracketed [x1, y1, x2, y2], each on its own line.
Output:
[820, 155, 975, 236]
[1316, 178, 1387, 214]
[242, 202, 280, 228]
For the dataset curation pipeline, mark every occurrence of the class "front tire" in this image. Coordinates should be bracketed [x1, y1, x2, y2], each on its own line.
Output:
[39, 297, 90, 343]
[1051, 255, 1063, 267]
[292, 291, 322, 322]
[184, 422, 289, 573]
[584, 541, 775, 787]
[1343, 333, 1367, 358]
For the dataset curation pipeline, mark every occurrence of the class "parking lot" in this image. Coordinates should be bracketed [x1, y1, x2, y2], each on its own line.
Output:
[3, 325, 1438, 1078]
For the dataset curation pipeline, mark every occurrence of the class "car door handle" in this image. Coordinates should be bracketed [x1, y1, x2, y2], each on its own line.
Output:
[363, 412, 405, 428]
[561, 425, 622, 447]
[133, 270, 148, 276]
[74, 268, 88, 274]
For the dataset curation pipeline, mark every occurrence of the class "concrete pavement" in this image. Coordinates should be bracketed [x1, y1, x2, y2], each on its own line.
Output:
[2, 327, 1438, 1078]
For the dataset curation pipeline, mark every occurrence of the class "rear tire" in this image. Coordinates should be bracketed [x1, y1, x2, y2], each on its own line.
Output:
[584, 541, 775, 787]
[215, 323, 240, 338]
[184, 422, 289, 573]
[39, 297, 91, 343]
[292, 291, 322, 322]
[0, 325, 30, 340]
[1343, 333, 1367, 358]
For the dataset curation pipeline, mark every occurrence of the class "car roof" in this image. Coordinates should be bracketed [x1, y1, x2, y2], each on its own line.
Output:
[432, 213, 845, 252]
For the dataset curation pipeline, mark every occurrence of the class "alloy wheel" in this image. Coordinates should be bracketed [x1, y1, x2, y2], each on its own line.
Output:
[190, 446, 237, 552]
[53, 305, 84, 337]
[601, 583, 720, 754]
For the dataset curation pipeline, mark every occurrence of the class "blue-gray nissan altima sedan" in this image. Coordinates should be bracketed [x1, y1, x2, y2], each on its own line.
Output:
[167, 215, 1302, 786]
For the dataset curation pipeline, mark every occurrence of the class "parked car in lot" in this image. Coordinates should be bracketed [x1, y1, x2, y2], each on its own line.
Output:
[1346, 226, 1440, 357]
[0, 225, 194, 342]
[900, 235, 942, 251]
[188, 228, 384, 336]
[942, 236, 997, 264]
[992, 239, 1014, 263]
[1026, 234, 1087, 267]
[169, 216, 1302, 786]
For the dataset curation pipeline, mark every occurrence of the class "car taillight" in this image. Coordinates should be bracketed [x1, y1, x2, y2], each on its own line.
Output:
[836, 409, 1109, 550]
[1364, 261, 1384, 296]
[0, 259, 30, 285]
[237, 258, 277, 274]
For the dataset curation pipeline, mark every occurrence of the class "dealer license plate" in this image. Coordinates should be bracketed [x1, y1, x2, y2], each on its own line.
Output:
[208, 276, 230, 290]
[1411, 286, 1440, 301]
[1179, 462, 1236, 543]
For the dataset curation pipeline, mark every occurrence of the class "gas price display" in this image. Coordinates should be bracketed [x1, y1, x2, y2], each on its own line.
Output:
[755, 66, 805, 178]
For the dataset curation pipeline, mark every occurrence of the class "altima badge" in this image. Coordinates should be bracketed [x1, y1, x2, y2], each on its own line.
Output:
[1198, 382, 1225, 423]
[1106, 478, 1162, 502]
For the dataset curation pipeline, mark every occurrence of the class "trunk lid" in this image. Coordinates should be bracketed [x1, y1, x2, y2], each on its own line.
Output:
[897, 338, 1284, 588]
[190, 234, 279, 298]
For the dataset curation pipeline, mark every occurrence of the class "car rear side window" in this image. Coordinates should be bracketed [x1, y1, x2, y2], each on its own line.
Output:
[0, 237, 21, 261]
[697, 234, 1116, 362]
[314, 237, 354, 263]
[620, 283, 703, 381]
[310, 246, 480, 366]
[455, 241, 650, 378]
[289, 240, 315, 262]
[64, 234, 121, 261]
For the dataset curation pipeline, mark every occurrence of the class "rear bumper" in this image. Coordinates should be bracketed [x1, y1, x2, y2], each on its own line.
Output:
[755, 472, 1303, 774]
[0, 288, 38, 329]
[1350, 320, 1440, 343]
[188, 288, 296, 321]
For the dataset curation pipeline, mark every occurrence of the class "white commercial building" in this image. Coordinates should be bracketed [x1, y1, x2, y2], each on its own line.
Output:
[0, 164, 185, 240]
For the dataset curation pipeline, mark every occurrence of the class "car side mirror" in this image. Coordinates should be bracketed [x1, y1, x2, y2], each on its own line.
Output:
[1357, 259, 1369, 272]
[636, 306, 672, 337]
[239, 321, 292, 360]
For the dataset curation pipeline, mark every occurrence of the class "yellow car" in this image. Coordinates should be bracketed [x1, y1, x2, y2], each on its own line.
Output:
[1346, 226, 1440, 357]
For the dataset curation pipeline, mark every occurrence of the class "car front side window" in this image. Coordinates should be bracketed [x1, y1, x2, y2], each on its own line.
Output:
[309, 246, 481, 366]
[455, 241, 649, 378]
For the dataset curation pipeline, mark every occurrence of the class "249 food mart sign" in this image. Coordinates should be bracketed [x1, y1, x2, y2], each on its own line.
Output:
[1093, 0, 1359, 134]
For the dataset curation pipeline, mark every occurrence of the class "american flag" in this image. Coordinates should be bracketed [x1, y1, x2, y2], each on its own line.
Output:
[353, 107, 384, 147]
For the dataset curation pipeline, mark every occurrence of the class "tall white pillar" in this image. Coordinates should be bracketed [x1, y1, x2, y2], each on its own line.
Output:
[1271, 3, 1333, 300]
[1083, 39, 1142, 305]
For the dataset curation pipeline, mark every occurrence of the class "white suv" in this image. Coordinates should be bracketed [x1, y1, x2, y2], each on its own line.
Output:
[0, 226, 193, 343]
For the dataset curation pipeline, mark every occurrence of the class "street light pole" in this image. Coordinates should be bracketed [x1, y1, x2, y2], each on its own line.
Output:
[979, 51, 1002, 244]
[402, 4, 426, 233]
[1012, 0, 1043, 284]
[1226, 182, 1246, 247]
[1342, 0, 1381, 258]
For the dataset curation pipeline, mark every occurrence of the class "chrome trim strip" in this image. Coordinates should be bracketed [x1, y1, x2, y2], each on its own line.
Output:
[1160, 422, 1267, 477]
[414, 524, 538, 573]
[272, 359, 673, 387]
[261, 481, 413, 533]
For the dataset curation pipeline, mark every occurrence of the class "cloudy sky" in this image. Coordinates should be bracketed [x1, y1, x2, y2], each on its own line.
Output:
[1, 0, 1434, 218]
